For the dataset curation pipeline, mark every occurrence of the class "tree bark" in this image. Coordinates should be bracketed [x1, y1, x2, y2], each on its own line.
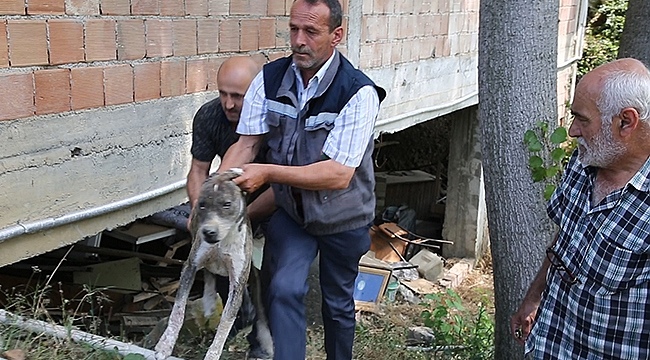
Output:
[617, 0, 650, 65]
[478, 0, 559, 358]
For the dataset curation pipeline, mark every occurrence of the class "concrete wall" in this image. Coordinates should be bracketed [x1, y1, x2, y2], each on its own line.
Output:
[0, 0, 588, 266]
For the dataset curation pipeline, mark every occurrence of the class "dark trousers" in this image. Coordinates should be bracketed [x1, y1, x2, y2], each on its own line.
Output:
[264, 208, 371, 360]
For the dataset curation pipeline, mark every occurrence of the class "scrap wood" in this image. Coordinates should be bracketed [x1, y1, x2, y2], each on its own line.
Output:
[401, 278, 439, 295]
[132, 291, 158, 303]
[73, 244, 184, 266]
[157, 280, 180, 295]
[0, 309, 184, 360]
[143, 296, 164, 311]
[159, 238, 191, 267]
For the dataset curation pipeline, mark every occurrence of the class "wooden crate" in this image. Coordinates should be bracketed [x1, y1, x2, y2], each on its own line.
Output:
[375, 170, 439, 220]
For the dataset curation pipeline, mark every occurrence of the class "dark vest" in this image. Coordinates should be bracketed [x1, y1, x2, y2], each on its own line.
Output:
[263, 52, 386, 235]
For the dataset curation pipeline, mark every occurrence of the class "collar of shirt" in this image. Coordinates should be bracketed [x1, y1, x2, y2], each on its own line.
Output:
[580, 154, 650, 193]
[291, 50, 336, 110]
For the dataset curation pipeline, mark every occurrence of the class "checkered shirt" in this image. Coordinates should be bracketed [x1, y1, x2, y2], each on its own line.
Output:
[525, 151, 650, 359]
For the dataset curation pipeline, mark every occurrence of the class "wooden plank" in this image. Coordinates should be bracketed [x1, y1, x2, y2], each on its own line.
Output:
[73, 244, 184, 266]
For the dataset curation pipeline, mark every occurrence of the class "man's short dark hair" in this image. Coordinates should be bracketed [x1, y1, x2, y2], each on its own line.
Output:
[302, 0, 343, 32]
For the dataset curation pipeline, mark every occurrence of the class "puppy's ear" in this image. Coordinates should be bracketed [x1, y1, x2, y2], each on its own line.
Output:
[216, 168, 243, 181]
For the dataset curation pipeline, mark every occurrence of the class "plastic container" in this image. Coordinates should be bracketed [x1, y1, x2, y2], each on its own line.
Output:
[385, 278, 399, 302]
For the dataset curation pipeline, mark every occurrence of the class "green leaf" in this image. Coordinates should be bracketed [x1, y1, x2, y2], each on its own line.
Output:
[550, 147, 566, 162]
[523, 130, 538, 145]
[550, 127, 568, 144]
[546, 166, 559, 178]
[544, 184, 556, 200]
[532, 167, 546, 182]
[124, 355, 146, 360]
[529, 155, 543, 168]
[527, 138, 543, 152]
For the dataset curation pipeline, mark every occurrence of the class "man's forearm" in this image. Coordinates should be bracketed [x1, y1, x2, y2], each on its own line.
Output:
[523, 257, 550, 304]
[187, 159, 211, 208]
[219, 135, 263, 172]
[523, 232, 558, 303]
[263, 159, 355, 190]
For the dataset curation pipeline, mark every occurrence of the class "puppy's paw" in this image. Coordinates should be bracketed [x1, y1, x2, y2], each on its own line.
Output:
[155, 341, 173, 360]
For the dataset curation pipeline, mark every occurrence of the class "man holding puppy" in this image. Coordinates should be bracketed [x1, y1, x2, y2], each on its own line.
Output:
[219, 0, 385, 359]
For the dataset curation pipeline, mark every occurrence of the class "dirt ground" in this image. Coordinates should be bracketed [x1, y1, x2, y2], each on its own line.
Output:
[210, 254, 495, 360]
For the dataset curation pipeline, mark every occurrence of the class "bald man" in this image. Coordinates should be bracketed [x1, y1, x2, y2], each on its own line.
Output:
[187, 56, 262, 208]
[511, 58, 650, 359]
[185, 56, 272, 357]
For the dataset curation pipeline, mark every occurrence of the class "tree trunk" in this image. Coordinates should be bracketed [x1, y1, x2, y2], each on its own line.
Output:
[618, 0, 650, 65]
[478, 0, 558, 358]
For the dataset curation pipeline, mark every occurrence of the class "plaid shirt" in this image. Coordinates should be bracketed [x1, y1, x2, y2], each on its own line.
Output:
[526, 151, 650, 359]
[237, 51, 380, 168]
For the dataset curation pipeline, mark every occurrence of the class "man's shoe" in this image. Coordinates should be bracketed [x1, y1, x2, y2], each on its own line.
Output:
[246, 349, 272, 360]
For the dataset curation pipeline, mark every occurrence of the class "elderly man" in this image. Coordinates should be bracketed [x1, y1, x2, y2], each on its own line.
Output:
[511, 58, 650, 359]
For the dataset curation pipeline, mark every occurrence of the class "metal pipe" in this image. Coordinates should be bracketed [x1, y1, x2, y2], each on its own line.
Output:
[0, 179, 186, 244]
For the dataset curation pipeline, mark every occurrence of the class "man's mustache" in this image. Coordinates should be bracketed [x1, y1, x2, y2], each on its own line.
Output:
[292, 46, 313, 56]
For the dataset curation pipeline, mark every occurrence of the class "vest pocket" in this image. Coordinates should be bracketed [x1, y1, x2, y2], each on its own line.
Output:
[266, 114, 283, 162]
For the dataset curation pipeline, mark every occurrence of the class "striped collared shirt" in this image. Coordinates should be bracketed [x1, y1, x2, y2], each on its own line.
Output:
[236, 51, 380, 168]
[526, 151, 650, 359]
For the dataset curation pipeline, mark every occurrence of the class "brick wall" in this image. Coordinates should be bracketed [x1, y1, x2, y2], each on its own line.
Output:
[0, 0, 296, 121]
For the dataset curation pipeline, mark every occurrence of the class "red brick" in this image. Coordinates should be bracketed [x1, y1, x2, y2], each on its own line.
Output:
[70, 67, 104, 110]
[209, 0, 228, 15]
[0, 22, 8, 67]
[85, 19, 117, 61]
[160, 0, 184, 15]
[219, 19, 239, 52]
[230, 0, 248, 15]
[132, 0, 159, 15]
[0, 0, 25, 14]
[34, 68, 71, 115]
[100, 0, 129, 15]
[390, 41, 402, 64]
[439, 13, 449, 35]
[186, 58, 208, 93]
[117, 19, 146, 60]
[172, 19, 197, 56]
[267, 0, 285, 15]
[250, 0, 267, 15]
[268, 49, 290, 61]
[207, 57, 225, 90]
[374, 0, 393, 14]
[276, 18, 289, 48]
[161, 59, 185, 97]
[0, 73, 34, 121]
[250, 53, 267, 67]
[240, 19, 259, 52]
[259, 18, 276, 49]
[198, 19, 219, 54]
[7, 20, 48, 66]
[185, 0, 208, 15]
[65, 0, 100, 15]
[134, 62, 160, 101]
[104, 64, 133, 105]
[146, 19, 173, 58]
[48, 20, 84, 65]
[28, 0, 65, 14]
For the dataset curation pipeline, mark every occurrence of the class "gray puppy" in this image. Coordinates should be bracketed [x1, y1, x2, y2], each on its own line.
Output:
[155, 169, 272, 359]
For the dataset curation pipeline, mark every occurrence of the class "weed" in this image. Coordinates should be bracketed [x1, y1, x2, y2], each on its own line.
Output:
[420, 289, 495, 359]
